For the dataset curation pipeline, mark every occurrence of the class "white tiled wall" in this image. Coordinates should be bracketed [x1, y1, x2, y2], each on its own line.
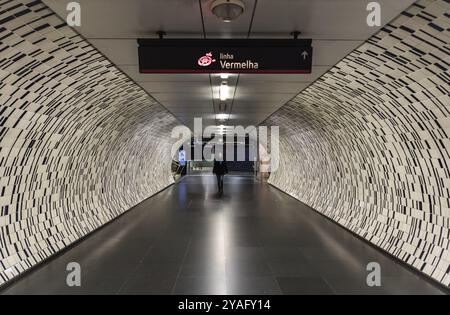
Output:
[265, 0, 450, 287]
[0, 0, 179, 285]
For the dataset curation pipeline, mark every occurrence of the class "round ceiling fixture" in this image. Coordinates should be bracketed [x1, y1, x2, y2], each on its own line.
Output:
[211, 0, 245, 23]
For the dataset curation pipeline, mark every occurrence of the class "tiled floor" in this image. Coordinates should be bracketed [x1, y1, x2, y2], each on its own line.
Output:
[1, 175, 448, 295]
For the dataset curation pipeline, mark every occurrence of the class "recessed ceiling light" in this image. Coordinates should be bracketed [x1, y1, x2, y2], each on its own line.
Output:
[211, 0, 245, 23]
[220, 73, 230, 80]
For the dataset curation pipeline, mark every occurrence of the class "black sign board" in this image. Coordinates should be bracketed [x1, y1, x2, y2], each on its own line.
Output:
[138, 39, 313, 74]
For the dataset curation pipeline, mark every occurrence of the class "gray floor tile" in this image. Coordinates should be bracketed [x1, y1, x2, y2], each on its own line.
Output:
[227, 246, 265, 262]
[119, 275, 177, 295]
[277, 277, 335, 295]
[262, 247, 309, 263]
[227, 277, 282, 295]
[226, 261, 273, 278]
[2, 175, 447, 295]
[312, 260, 368, 279]
[173, 277, 227, 295]
[269, 262, 320, 277]
[142, 245, 188, 264]
[133, 263, 181, 279]
[180, 262, 226, 278]
[325, 276, 394, 295]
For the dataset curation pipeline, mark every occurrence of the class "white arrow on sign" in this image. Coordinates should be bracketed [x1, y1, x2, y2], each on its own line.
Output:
[301, 51, 309, 60]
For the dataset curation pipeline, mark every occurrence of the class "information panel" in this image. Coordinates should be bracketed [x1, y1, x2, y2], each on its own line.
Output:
[138, 39, 313, 74]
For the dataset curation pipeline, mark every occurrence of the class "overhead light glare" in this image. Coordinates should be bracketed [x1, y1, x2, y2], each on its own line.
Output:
[220, 73, 230, 80]
[220, 83, 229, 101]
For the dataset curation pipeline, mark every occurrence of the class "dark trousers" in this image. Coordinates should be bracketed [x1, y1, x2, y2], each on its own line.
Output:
[216, 174, 224, 192]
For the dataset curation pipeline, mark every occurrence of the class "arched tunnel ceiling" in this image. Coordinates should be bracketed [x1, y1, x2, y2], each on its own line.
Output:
[42, 0, 416, 131]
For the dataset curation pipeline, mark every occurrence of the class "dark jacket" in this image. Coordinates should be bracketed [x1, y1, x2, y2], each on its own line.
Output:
[213, 161, 228, 175]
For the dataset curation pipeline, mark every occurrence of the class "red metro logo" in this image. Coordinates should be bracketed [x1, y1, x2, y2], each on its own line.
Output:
[198, 52, 216, 67]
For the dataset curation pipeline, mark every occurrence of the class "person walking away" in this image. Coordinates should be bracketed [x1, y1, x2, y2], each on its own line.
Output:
[213, 159, 228, 193]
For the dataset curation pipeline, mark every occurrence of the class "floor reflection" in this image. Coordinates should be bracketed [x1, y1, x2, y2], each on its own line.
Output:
[2, 175, 447, 295]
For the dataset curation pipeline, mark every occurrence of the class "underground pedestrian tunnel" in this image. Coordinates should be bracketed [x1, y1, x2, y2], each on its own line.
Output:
[0, 0, 449, 295]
